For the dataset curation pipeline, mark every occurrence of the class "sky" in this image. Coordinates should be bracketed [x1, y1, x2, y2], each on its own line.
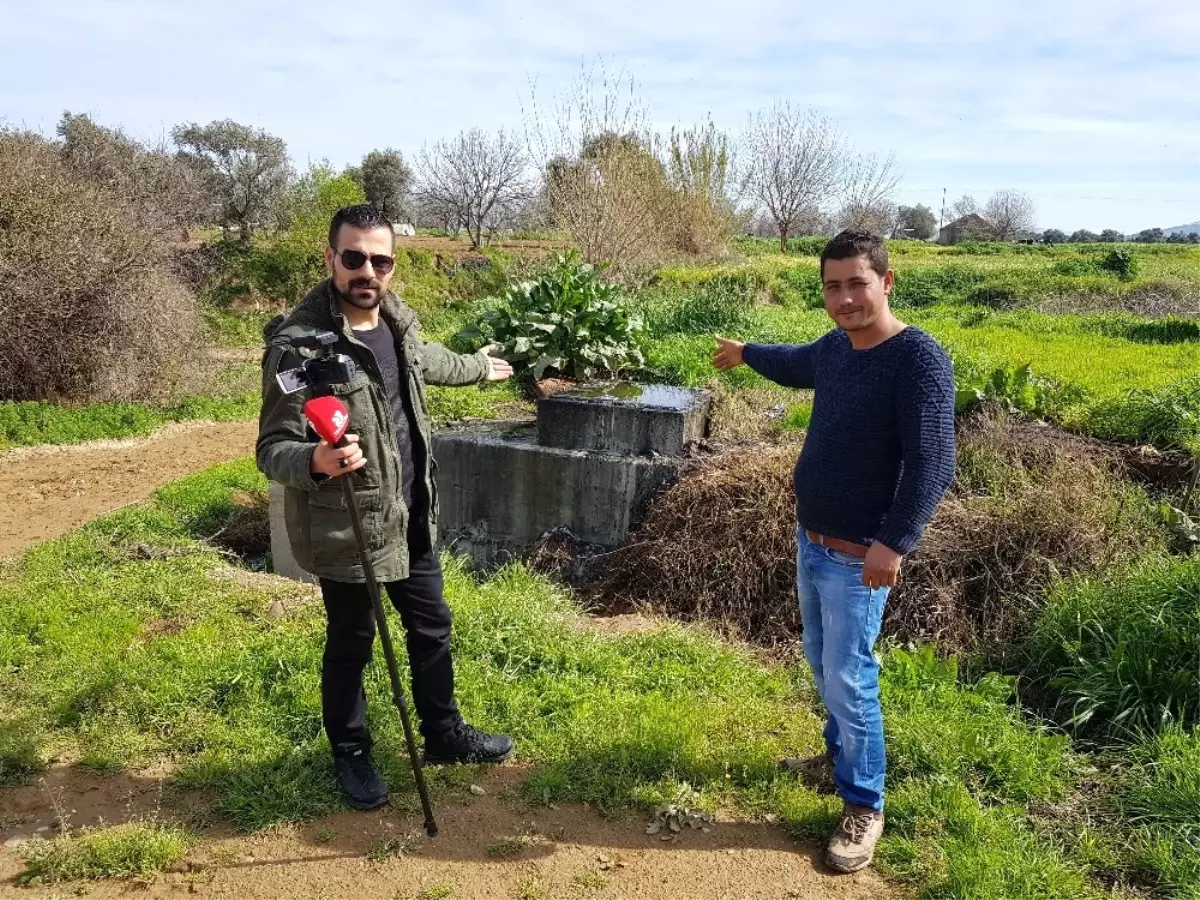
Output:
[2, 0, 1198, 234]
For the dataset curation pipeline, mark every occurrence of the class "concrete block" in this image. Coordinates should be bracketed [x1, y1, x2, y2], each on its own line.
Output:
[537, 383, 710, 456]
[433, 424, 681, 569]
[268, 481, 318, 583]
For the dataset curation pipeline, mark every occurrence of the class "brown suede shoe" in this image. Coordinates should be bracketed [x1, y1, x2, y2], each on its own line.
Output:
[779, 751, 835, 792]
[825, 802, 884, 874]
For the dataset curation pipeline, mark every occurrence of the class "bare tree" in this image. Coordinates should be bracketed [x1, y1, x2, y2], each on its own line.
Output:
[414, 128, 531, 249]
[523, 63, 671, 273]
[983, 189, 1037, 241]
[836, 151, 901, 234]
[951, 195, 979, 220]
[171, 119, 291, 240]
[742, 102, 845, 252]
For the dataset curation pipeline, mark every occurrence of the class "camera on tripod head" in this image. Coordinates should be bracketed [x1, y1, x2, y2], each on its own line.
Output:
[275, 331, 359, 397]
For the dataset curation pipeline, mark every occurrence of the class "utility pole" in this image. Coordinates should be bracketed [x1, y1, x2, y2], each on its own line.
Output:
[938, 187, 947, 234]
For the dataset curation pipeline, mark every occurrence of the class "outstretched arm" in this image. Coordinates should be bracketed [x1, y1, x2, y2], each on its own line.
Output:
[714, 334, 820, 389]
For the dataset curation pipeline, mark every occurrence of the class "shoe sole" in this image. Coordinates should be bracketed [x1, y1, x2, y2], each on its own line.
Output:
[344, 793, 389, 811]
[422, 746, 514, 766]
[825, 852, 873, 874]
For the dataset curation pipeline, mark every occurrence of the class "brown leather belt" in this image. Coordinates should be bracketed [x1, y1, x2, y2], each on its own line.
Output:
[806, 530, 870, 558]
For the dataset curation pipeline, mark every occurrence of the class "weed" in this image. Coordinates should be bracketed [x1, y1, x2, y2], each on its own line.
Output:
[20, 822, 189, 883]
[413, 883, 455, 900]
[367, 832, 420, 861]
[516, 868, 548, 900]
[487, 829, 541, 858]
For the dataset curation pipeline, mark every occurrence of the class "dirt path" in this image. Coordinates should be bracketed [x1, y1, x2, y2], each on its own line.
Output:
[0, 420, 258, 557]
[0, 767, 896, 900]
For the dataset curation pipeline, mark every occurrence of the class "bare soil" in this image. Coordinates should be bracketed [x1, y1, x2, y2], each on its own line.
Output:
[0, 767, 896, 900]
[0, 420, 257, 558]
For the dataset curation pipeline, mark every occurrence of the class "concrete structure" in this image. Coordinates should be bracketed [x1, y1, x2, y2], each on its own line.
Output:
[269, 383, 712, 576]
[268, 481, 318, 583]
[433, 423, 679, 567]
[392, 223, 416, 237]
[537, 384, 710, 456]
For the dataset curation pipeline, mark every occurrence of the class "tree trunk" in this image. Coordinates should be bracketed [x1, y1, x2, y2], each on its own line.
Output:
[779, 224, 789, 254]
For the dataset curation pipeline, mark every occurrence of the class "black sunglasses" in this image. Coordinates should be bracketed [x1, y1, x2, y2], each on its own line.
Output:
[333, 248, 395, 275]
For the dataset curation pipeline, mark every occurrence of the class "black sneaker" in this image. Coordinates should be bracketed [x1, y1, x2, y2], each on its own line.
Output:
[423, 722, 514, 765]
[334, 746, 389, 810]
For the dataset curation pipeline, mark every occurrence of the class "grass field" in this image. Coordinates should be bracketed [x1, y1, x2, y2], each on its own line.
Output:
[6, 460, 1187, 898]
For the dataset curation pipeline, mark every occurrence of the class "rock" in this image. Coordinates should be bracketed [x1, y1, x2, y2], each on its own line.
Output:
[469, 784, 486, 796]
[267, 600, 287, 619]
[3, 836, 29, 848]
[35, 826, 50, 834]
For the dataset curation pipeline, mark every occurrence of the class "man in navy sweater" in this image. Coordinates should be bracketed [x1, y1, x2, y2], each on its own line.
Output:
[714, 230, 955, 873]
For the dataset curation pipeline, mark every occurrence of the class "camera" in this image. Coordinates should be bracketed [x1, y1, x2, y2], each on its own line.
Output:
[275, 331, 358, 396]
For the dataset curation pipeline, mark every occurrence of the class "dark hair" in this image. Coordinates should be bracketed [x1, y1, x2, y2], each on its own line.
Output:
[819, 229, 889, 279]
[328, 204, 393, 248]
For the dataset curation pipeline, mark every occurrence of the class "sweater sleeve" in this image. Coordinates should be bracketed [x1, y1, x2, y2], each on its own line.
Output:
[742, 339, 820, 389]
[875, 340, 957, 555]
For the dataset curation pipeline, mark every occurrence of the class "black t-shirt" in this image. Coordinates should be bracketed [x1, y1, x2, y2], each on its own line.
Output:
[354, 322, 424, 517]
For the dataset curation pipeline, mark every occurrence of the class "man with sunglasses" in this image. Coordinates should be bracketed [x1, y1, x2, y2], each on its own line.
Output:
[257, 204, 515, 811]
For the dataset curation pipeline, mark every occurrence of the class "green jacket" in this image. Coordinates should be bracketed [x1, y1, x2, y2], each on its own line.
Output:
[256, 279, 489, 582]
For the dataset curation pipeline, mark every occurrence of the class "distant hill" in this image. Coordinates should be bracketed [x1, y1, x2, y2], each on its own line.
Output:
[1163, 221, 1200, 236]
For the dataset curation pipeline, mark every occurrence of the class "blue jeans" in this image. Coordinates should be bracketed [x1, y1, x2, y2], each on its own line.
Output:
[796, 530, 889, 810]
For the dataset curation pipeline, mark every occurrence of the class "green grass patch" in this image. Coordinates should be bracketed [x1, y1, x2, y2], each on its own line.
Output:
[1023, 556, 1199, 740]
[0, 390, 261, 451]
[1114, 726, 1200, 897]
[20, 822, 189, 883]
[203, 307, 277, 348]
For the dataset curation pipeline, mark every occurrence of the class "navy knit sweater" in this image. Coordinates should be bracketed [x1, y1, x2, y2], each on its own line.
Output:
[743, 327, 956, 555]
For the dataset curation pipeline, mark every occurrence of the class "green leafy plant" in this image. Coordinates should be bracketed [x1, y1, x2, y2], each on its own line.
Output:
[954, 363, 1040, 414]
[459, 252, 645, 381]
[1099, 248, 1140, 280]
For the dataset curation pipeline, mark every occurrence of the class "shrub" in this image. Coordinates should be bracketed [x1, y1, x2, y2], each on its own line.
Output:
[891, 265, 984, 307]
[458, 252, 645, 380]
[0, 130, 201, 402]
[1099, 248, 1140, 280]
[769, 265, 824, 308]
[1049, 257, 1100, 277]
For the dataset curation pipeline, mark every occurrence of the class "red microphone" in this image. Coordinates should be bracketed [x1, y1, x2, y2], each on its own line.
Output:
[304, 395, 351, 446]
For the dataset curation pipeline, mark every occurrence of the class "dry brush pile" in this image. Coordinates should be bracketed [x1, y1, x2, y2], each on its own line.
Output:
[592, 408, 1170, 652]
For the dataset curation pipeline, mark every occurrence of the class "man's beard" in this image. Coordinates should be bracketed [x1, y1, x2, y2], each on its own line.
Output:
[336, 277, 383, 310]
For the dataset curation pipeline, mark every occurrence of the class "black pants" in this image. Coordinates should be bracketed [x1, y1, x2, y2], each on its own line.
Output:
[319, 525, 460, 754]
